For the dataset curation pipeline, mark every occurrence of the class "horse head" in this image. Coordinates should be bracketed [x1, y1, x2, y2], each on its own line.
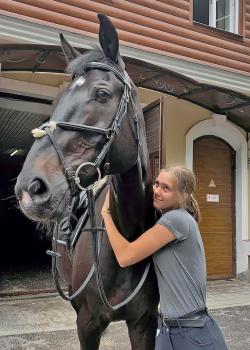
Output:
[15, 14, 142, 223]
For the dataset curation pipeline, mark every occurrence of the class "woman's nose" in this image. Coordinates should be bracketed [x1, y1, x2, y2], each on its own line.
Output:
[153, 185, 161, 196]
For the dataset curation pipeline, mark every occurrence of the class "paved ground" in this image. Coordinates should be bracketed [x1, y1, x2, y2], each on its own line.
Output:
[206, 279, 250, 309]
[0, 279, 249, 349]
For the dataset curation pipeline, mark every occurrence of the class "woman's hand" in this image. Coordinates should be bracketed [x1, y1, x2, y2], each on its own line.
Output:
[101, 188, 111, 216]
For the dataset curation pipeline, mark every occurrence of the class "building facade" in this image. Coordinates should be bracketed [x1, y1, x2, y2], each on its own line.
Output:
[0, 0, 250, 280]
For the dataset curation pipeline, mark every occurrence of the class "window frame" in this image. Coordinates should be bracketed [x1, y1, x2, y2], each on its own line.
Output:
[209, 0, 239, 34]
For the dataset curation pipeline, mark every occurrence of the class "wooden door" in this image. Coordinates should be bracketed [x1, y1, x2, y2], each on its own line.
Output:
[193, 136, 236, 279]
[143, 97, 167, 180]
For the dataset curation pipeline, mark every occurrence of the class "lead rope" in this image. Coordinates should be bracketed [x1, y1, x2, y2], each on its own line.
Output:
[87, 188, 112, 308]
[51, 224, 69, 301]
[48, 183, 151, 308]
[48, 191, 97, 302]
[50, 222, 98, 302]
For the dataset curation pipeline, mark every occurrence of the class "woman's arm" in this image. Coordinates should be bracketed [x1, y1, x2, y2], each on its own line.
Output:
[101, 191, 176, 267]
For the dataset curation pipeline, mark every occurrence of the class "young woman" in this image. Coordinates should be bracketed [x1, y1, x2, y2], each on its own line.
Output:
[101, 165, 228, 350]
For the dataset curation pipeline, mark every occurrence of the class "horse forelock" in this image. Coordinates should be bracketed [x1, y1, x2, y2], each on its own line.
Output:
[66, 48, 124, 77]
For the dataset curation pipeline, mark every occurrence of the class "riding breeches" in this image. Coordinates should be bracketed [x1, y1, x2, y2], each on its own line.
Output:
[155, 314, 228, 350]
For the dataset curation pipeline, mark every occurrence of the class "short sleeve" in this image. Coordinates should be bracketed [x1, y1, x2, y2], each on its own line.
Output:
[156, 209, 190, 242]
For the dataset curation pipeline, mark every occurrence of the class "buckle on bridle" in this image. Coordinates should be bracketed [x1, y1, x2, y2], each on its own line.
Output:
[106, 129, 113, 139]
[46, 250, 61, 258]
[104, 162, 110, 175]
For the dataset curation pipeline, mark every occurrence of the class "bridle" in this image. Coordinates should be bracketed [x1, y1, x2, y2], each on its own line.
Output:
[32, 61, 150, 311]
[32, 61, 140, 195]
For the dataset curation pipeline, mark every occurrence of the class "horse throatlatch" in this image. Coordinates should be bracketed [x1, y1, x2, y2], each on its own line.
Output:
[32, 62, 150, 310]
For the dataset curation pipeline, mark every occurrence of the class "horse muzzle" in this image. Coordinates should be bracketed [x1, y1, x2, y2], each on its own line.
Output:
[15, 177, 55, 221]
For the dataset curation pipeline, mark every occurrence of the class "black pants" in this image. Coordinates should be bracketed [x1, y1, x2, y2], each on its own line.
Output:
[155, 314, 228, 350]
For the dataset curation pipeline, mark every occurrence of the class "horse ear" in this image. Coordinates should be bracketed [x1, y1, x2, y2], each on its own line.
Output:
[98, 14, 119, 64]
[117, 55, 125, 70]
[60, 33, 81, 64]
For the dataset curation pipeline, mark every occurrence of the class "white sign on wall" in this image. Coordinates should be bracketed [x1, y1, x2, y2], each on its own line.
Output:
[206, 194, 219, 202]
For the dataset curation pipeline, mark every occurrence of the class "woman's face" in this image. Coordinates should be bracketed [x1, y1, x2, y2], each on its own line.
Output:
[153, 171, 179, 212]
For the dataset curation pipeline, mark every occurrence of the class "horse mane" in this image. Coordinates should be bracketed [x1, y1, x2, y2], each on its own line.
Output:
[66, 47, 124, 76]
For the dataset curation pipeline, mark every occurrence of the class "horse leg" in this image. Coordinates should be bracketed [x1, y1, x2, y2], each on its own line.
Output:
[76, 309, 109, 350]
[126, 314, 158, 350]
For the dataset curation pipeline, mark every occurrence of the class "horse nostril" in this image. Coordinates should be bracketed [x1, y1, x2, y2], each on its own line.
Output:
[29, 179, 44, 195]
[28, 178, 51, 202]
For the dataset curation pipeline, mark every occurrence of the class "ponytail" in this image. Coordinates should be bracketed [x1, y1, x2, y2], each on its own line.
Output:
[186, 194, 201, 224]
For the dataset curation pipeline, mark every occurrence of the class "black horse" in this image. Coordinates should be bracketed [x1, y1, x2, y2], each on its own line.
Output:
[15, 14, 159, 350]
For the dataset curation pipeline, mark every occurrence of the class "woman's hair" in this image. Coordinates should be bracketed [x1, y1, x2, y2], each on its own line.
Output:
[160, 165, 201, 223]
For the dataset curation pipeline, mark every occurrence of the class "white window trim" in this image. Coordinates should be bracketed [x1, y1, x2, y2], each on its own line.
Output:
[209, 0, 217, 27]
[209, 0, 239, 34]
[234, 0, 239, 34]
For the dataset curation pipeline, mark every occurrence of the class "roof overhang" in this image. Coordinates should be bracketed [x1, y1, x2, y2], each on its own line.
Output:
[1, 44, 250, 132]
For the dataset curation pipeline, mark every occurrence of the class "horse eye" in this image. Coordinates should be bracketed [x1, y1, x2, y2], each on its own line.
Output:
[96, 89, 111, 101]
[72, 73, 76, 81]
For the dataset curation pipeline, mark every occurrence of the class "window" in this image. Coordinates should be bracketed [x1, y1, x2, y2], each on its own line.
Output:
[193, 0, 239, 34]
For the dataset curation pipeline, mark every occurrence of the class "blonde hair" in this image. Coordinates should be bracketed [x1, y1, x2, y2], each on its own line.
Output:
[160, 165, 201, 223]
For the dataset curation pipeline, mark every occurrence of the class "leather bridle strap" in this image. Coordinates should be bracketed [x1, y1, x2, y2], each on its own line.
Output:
[84, 61, 131, 85]
[54, 121, 112, 136]
[45, 127, 77, 194]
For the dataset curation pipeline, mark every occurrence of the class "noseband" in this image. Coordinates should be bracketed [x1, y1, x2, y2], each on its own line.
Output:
[32, 61, 140, 195]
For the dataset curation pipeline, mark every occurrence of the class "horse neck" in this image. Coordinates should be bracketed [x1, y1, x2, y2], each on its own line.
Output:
[110, 143, 154, 240]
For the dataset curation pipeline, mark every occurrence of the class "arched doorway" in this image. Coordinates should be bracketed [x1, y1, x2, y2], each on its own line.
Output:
[193, 136, 236, 279]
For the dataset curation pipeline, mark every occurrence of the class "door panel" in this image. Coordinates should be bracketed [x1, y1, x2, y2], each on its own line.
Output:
[193, 136, 235, 279]
[143, 97, 167, 180]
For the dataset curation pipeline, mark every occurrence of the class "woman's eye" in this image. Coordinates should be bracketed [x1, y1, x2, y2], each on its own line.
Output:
[96, 89, 111, 101]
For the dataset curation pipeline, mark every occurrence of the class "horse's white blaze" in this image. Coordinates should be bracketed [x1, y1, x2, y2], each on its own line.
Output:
[70, 76, 86, 90]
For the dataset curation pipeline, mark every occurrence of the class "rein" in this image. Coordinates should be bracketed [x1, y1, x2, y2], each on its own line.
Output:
[32, 61, 150, 311]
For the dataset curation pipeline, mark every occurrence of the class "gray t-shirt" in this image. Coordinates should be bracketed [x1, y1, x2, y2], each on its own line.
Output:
[153, 208, 207, 318]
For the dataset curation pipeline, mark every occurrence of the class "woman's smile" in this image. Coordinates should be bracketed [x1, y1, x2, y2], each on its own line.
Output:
[153, 195, 162, 201]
